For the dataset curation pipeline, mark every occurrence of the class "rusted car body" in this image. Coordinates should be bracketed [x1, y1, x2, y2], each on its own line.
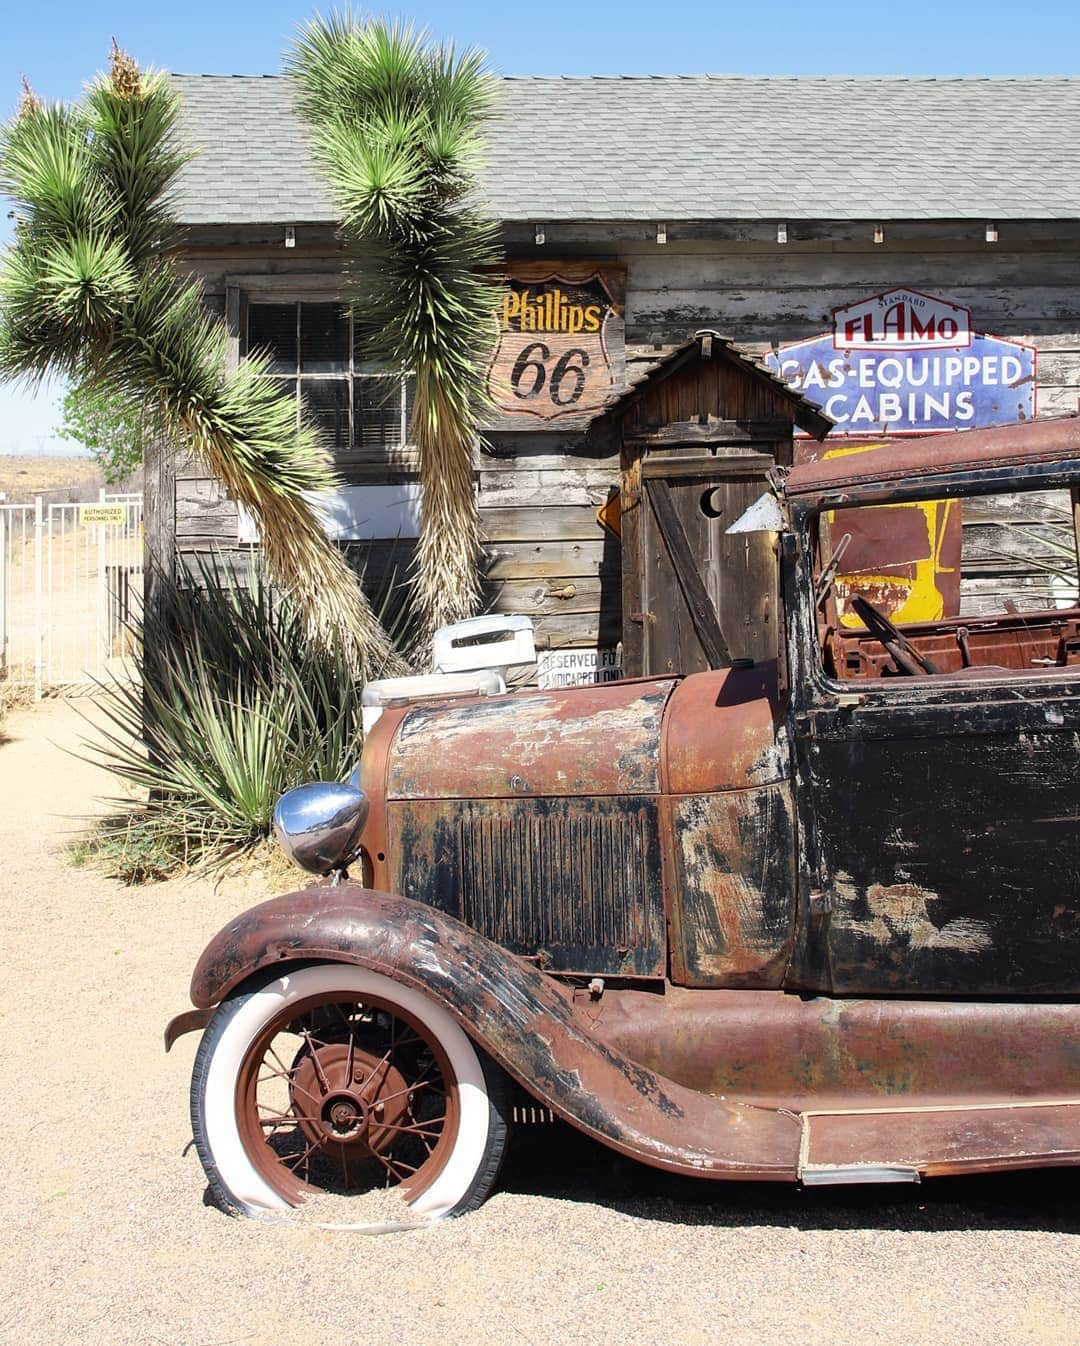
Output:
[172, 416, 1080, 1219]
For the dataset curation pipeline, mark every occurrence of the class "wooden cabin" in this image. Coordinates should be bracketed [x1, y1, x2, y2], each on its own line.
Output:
[158, 74, 1080, 682]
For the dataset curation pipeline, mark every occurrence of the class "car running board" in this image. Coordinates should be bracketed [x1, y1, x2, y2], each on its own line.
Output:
[797, 1098, 1080, 1184]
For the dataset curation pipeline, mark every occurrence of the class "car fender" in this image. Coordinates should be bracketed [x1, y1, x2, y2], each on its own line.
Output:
[172, 883, 800, 1182]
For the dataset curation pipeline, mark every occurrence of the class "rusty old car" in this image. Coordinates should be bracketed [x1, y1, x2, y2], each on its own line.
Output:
[168, 415, 1080, 1223]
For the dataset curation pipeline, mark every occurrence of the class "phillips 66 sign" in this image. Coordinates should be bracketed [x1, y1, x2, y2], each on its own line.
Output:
[486, 263, 626, 428]
[764, 288, 1036, 434]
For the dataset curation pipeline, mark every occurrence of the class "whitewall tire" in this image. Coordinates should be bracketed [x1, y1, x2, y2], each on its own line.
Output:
[190, 962, 509, 1224]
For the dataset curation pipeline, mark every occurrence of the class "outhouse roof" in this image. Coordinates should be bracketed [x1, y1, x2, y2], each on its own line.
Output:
[169, 74, 1080, 226]
[608, 330, 834, 440]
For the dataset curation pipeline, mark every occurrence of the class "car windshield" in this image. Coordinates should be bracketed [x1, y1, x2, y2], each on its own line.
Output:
[811, 482, 1080, 681]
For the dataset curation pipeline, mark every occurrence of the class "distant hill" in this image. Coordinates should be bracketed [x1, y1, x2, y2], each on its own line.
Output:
[0, 456, 141, 505]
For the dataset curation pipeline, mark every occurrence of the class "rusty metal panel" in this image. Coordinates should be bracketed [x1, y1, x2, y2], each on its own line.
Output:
[802, 704, 1080, 996]
[579, 987, 1080, 1112]
[785, 412, 1080, 498]
[661, 664, 790, 794]
[184, 884, 802, 1183]
[828, 498, 963, 626]
[800, 1103, 1080, 1182]
[386, 678, 675, 800]
[391, 796, 666, 977]
[668, 784, 797, 989]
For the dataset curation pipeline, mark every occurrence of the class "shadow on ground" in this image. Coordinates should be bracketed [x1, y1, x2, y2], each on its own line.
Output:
[500, 1120, 1079, 1236]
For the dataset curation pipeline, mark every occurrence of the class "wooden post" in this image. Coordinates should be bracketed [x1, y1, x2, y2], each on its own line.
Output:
[33, 495, 43, 699]
[619, 438, 644, 678]
[224, 283, 241, 373]
[1072, 486, 1080, 583]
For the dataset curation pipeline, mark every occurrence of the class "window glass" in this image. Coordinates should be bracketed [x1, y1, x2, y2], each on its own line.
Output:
[814, 486, 1080, 681]
[301, 379, 350, 451]
[300, 304, 348, 373]
[354, 376, 404, 449]
[247, 304, 296, 373]
[245, 301, 412, 460]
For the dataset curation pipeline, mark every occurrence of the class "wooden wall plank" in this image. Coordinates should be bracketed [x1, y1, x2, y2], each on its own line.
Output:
[1033, 387, 1080, 415]
[479, 447, 621, 472]
[479, 504, 611, 543]
[625, 252, 1080, 292]
[531, 611, 622, 648]
[176, 477, 238, 543]
[625, 286, 1080, 344]
[478, 468, 618, 507]
[485, 576, 605, 615]
[481, 539, 612, 579]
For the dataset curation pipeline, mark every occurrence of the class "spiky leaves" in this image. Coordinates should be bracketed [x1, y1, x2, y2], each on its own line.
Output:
[287, 14, 503, 639]
[0, 48, 403, 673]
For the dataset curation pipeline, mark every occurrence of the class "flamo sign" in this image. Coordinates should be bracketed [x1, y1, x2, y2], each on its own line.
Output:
[486, 263, 625, 426]
[765, 288, 1036, 434]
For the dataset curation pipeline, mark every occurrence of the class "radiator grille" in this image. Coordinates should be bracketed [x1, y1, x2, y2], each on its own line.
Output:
[457, 806, 652, 955]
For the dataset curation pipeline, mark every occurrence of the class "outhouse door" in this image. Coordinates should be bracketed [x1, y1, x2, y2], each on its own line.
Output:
[638, 450, 778, 676]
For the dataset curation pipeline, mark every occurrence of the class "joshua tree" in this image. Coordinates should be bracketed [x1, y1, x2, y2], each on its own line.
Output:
[0, 45, 404, 673]
[287, 13, 503, 640]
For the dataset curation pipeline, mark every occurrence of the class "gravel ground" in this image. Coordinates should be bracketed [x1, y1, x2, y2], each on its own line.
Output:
[0, 698, 1076, 1346]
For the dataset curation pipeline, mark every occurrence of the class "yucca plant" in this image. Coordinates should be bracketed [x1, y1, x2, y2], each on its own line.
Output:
[0, 45, 403, 671]
[287, 13, 503, 642]
[82, 555, 412, 876]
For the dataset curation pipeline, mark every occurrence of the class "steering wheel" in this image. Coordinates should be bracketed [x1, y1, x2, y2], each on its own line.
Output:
[850, 595, 939, 676]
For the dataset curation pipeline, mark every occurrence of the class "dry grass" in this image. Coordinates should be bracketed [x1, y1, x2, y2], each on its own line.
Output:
[0, 454, 102, 502]
[0, 454, 143, 503]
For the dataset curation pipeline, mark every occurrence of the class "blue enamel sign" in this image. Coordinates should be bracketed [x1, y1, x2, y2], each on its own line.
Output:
[764, 288, 1037, 435]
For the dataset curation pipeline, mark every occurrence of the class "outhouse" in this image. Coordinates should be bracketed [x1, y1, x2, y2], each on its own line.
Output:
[610, 331, 833, 677]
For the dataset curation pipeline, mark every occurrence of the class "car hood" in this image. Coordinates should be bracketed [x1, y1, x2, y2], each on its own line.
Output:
[384, 677, 677, 800]
[375, 661, 788, 803]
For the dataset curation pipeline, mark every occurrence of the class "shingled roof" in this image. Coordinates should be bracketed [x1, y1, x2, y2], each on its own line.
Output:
[169, 74, 1080, 226]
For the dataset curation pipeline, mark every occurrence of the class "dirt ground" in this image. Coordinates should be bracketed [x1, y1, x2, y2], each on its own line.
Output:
[0, 698, 1076, 1346]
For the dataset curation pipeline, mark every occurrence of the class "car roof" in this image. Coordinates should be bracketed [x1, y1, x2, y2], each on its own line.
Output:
[784, 414, 1080, 497]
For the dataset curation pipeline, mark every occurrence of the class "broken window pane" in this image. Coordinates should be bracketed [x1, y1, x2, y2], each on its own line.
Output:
[815, 484, 1080, 681]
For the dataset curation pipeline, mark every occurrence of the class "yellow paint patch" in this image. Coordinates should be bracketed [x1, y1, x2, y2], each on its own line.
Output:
[821, 442, 958, 627]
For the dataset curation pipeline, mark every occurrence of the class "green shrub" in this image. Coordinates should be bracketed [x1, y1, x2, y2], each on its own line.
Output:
[81, 555, 409, 879]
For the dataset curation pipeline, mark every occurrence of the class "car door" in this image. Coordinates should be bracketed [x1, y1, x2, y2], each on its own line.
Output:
[788, 476, 1080, 997]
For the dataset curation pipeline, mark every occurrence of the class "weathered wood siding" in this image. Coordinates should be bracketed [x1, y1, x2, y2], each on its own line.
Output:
[170, 231, 1080, 662]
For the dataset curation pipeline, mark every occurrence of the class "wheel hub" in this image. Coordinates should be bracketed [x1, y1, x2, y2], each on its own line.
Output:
[290, 1040, 412, 1156]
[322, 1092, 367, 1140]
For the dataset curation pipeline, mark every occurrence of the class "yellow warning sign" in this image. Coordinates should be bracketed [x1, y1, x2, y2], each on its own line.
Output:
[79, 504, 127, 527]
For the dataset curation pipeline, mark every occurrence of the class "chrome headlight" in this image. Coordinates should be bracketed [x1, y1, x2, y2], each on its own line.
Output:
[272, 781, 369, 876]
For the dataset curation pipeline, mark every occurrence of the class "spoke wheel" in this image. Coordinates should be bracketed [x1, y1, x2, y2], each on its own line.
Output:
[237, 991, 460, 1205]
[191, 963, 509, 1223]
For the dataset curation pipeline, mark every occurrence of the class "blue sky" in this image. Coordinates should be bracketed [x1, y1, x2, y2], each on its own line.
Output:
[3, 0, 1080, 453]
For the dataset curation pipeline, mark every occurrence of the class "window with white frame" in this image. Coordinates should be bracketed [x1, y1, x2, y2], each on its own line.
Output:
[245, 301, 413, 459]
